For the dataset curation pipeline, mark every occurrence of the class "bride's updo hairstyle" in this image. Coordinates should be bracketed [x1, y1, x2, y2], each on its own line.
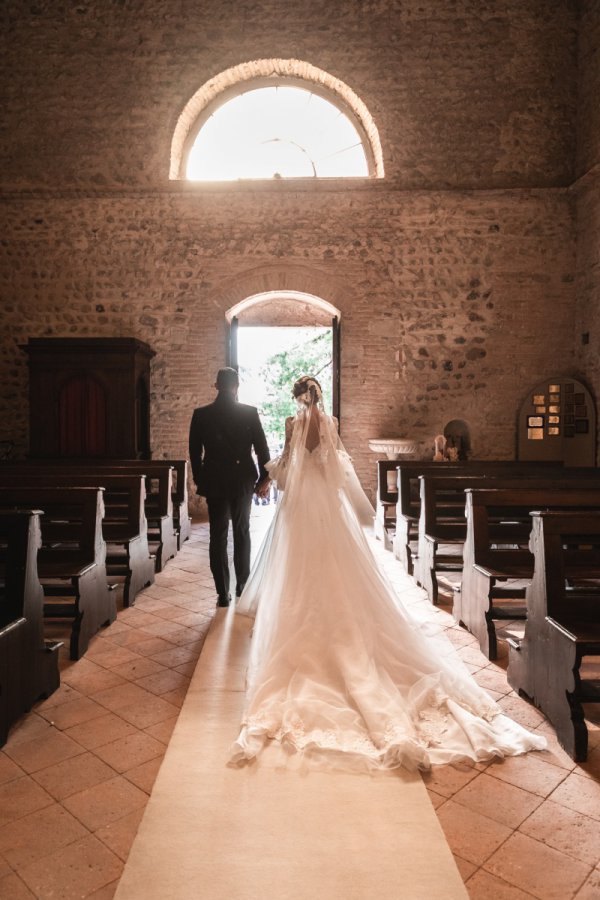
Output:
[292, 375, 323, 407]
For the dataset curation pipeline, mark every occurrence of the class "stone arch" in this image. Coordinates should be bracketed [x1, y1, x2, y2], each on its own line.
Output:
[170, 58, 384, 180]
[213, 263, 352, 320]
[226, 290, 341, 326]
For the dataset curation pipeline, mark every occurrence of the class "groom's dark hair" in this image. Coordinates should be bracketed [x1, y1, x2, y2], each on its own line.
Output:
[216, 367, 239, 390]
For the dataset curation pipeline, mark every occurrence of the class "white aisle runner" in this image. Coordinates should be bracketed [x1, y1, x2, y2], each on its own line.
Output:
[115, 594, 468, 899]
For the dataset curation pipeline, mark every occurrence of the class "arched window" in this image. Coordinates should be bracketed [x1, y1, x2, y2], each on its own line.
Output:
[170, 60, 384, 181]
[187, 85, 368, 180]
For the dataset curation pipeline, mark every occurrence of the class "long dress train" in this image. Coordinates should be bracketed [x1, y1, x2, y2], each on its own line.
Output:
[230, 406, 546, 771]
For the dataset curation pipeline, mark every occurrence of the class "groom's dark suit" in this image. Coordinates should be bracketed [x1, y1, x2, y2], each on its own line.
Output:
[189, 391, 270, 603]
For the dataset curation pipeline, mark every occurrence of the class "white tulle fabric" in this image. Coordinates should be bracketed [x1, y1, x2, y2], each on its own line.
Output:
[230, 407, 546, 771]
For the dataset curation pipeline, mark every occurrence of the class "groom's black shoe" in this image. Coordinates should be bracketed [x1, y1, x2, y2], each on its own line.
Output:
[217, 594, 231, 608]
[235, 583, 246, 598]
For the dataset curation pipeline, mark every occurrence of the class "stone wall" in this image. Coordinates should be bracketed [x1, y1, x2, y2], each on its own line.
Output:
[0, 0, 581, 500]
[575, 0, 600, 446]
[0, 185, 575, 496]
[2, 0, 577, 191]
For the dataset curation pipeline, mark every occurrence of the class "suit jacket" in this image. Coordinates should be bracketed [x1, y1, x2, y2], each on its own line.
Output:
[189, 392, 270, 499]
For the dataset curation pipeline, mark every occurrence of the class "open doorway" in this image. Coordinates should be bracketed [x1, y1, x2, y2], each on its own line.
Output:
[225, 290, 342, 445]
[237, 324, 333, 449]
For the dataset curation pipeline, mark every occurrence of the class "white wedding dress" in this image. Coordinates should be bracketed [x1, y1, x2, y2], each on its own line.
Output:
[230, 406, 546, 771]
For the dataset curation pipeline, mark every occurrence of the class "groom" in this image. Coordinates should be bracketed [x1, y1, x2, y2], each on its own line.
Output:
[189, 367, 271, 607]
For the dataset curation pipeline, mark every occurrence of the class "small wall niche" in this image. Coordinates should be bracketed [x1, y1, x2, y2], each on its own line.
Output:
[517, 376, 596, 466]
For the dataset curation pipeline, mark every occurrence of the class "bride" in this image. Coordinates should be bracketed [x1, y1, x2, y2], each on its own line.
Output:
[229, 376, 546, 771]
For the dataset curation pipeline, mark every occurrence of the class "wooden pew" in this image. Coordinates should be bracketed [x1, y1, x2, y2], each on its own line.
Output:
[0, 472, 155, 607]
[97, 463, 177, 571]
[375, 460, 401, 549]
[457, 485, 600, 659]
[0, 460, 177, 573]
[415, 466, 568, 603]
[0, 487, 114, 659]
[391, 460, 562, 576]
[507, 511, 600, 761]
[160, 460, 191, 549]
[0, 510, 61, 746]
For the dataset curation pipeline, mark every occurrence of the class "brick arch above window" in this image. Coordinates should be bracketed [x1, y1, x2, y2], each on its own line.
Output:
[170, 58, 384, 180]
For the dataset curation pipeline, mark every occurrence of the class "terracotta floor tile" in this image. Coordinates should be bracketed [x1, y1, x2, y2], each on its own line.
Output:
[123, 756, 163, 793]
[135, 585, 178, 602]
[4, 714, 52, 748]
[421, 761, 480, 799]
[549, 772, 600, 822]
[170, 610, 211, 628]
[520, 798, 600, 867]
[32, 751, 116, 801]
[473, 667, 515, 696]
[533, 728, 579, 772]
[426, 788, 446, 809]
[575, 868, 600, 899]
[64, 712, 138, 750]
[134, 669, 190, 696]
[573, 746, 600, 782]
[148, 644, 201, 668]
[496, 694, 547, 730]
[94, 807, 145, 862]
[18, 834, 122, 900]
[87, 645, 147, 670]
[487, 752, 569, 798]
[37, 696, 108, 731]
[435, 799, 512, 866]
[160, 686, 188, 707]
[63, 776, 148, 831]
[138, 619, 189, 638]
[0, 872, 37, 899]
[4, 729, 83, 775]
[143, 715, 179, 744]
[174, 660, 198, 676]
[34, 682, 83, 711]
[0, 777, 54, 828]
[0, 754, 23, 787]
[110, 656, 167, 681]
[453, 854, 478, 882]
[146, 603, 191, 620]
[86, 878, 120, 899]
[133, 595, 173, 611]
[0, 853, 10, 879]
[93, 732, 165, 774]
[466, 868, 541, 899]
[116, 695, 180, 729]
[114, 608, 161, 627]
[61, 668, 126, 698]
[100, 627, 162, 648]
[126, 636, 175, 657]
[453, 771, 542, 829]
[484, 831, 591, 899]
[92, 682, 154, 712]
[0, 803, 88, 869]
[158, 625, 208, 646]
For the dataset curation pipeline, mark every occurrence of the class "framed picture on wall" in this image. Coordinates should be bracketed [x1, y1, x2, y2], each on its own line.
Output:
[575, 405, 587, 417]
[573, 393, 585, 404]
[564, 425, 575, 437]
[528, 415, 544, 427]
[575, 419, 589, 434]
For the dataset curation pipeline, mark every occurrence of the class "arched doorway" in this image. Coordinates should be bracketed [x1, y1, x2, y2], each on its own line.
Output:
[225, 290, 342, 425]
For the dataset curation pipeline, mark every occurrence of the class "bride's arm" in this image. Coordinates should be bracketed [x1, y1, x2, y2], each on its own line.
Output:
[282, 416, 294, 459]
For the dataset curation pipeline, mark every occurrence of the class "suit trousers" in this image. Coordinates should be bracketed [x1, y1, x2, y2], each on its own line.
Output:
[206, 492, 253, 599]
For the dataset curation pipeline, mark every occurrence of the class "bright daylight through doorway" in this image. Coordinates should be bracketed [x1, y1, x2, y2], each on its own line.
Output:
[237, 325, 333, 453]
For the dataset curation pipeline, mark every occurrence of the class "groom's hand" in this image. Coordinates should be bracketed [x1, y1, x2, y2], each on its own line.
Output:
[255, 478, 271, 499]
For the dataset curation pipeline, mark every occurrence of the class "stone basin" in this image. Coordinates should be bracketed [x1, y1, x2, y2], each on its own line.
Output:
[368, 438, 421, 459]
